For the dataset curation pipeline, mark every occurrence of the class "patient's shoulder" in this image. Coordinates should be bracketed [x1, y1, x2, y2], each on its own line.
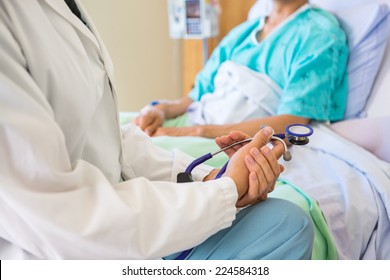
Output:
[306, 7, 346, 37]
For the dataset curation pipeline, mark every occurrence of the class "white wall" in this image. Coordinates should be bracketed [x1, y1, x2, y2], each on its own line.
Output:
[80, 0, 183, 111]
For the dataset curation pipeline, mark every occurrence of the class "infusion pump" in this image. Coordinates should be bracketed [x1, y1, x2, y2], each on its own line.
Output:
[168, 0, 220, 39]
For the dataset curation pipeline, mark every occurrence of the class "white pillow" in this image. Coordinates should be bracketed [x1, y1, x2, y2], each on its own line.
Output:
[247, 0, 272, 19]
[310, 0, 377, 11]
[334, 4, 390, 119]
[365, 41, 390, 118]
[248, 1, 390, 120]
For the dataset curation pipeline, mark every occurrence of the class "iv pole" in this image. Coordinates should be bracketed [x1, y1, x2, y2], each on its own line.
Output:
[202, 38, 209, 65]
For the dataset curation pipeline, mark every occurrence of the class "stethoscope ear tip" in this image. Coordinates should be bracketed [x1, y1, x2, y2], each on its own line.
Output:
[283, 151, 292, 161]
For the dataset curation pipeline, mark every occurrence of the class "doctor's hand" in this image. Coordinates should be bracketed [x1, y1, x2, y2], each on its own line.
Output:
[215, 131, 251, 158]
[223, 127, 285, 208]
[134, 107, 165, 136]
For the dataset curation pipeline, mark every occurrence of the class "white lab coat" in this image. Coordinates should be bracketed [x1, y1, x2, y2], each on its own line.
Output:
[0, 0, 237, 259]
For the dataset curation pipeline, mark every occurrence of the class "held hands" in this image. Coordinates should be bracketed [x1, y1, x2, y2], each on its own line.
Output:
[221, 127, 285, 208]
[215, 131, 252, 158]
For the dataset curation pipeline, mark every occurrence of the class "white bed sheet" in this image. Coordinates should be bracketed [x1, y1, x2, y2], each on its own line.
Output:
[281, 123, 390, 259]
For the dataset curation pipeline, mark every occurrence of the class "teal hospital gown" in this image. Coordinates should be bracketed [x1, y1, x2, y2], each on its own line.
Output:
[189, 4, 349, 121]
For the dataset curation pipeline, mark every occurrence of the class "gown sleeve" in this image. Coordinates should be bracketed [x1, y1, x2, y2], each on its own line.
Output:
[277, 22, 349, 122]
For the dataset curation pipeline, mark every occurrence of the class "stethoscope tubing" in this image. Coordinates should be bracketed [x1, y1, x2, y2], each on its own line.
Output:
[185, 124, 312, 176]
[185, 137, 262, 173]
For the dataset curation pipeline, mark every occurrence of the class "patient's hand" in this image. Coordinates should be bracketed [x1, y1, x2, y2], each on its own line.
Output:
[134, 108, 165, 136]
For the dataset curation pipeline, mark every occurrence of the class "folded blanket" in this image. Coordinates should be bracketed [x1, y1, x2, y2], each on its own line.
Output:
[187, 61, 282, 125]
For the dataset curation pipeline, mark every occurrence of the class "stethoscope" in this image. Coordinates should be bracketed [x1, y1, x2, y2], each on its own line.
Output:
[177, 124, 313, 183]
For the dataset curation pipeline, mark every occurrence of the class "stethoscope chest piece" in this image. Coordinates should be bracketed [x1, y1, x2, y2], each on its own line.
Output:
[286, 124, 313, 145]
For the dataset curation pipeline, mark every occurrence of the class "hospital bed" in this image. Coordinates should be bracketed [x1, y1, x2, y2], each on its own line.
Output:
[246, 0, 390, 260]
[121, 0, 390, 259]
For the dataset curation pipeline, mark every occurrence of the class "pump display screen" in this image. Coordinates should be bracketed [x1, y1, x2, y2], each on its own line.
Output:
[185, 0, 201, 35]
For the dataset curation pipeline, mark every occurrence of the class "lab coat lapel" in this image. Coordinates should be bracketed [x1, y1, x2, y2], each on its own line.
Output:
[42, 0, 115, 80]
[75, 1, 115, 79]
[42, 0, 100, 49]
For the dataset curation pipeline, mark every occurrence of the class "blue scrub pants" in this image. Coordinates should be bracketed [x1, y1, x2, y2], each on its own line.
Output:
[165, 198, 314, 260]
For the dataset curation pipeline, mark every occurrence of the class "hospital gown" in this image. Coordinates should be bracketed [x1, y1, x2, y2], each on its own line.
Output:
[189, 4, 349, 122]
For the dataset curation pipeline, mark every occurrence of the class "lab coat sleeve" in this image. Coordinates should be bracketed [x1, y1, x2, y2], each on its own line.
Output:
[120, 123, 215, 183]
[0, 13, 238, 259]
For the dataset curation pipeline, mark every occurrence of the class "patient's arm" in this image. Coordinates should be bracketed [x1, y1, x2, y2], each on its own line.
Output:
[152, 114, 310, 138]
[152, 96, 194, 119]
